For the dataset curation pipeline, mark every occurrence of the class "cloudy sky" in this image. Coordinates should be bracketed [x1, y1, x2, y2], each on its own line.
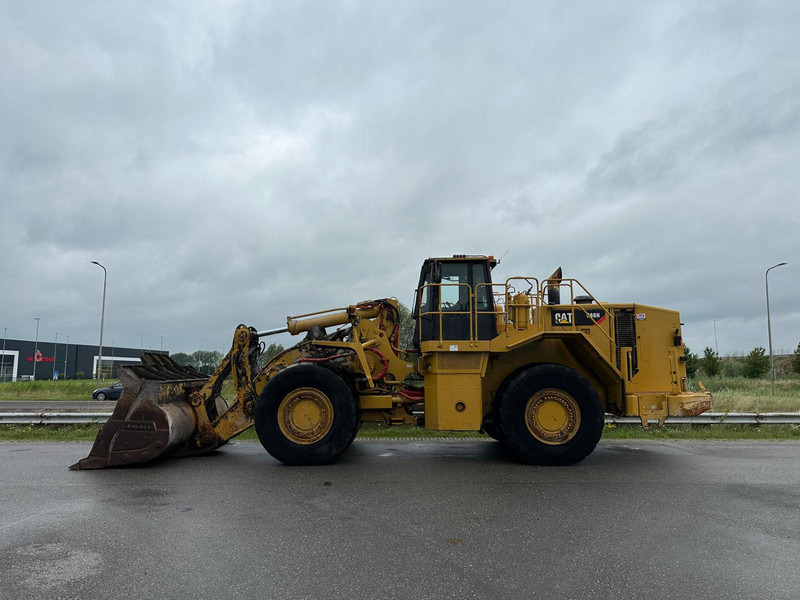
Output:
[1, 1, 798, 357]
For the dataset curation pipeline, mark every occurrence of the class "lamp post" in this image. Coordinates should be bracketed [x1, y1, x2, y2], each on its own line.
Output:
[91, 261, 107, 383]
[53, 333, 58, 379]
[713, 320, 719, 356]
[160, 335, 163, 352]
[64, 335, 69, 380]
[1, 326, 6, 382]
[33, 317, 40, 381]
[765, 262, 787, 395]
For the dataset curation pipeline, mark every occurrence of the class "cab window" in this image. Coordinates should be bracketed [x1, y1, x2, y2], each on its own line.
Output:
[440, 263, 469, 311]
[472, 263, 490, 311]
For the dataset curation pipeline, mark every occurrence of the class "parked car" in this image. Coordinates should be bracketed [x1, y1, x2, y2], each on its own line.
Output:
[92, 382, 123, 401]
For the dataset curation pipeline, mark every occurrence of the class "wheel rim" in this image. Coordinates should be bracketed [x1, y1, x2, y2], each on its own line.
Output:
[277, 387, 334, 445]
[525, 388, 581, 445]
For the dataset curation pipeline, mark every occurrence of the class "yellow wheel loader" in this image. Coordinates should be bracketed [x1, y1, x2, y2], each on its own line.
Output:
[70, 255, 711, 470]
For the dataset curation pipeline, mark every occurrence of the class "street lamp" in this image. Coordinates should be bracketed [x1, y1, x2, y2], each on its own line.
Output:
[64, 335, 69, 380]
[33, 317, 40, 381]
[1, 326, 6, 382]
[91, 261, 107, 383]
[160, 335, 163, 352]
[713, 320, 719, 356]
[53, 332, 58, 380]
[765, 262, 787, 395]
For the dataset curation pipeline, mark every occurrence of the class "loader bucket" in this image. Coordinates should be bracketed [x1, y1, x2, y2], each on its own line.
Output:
[69, 353, 211, 470]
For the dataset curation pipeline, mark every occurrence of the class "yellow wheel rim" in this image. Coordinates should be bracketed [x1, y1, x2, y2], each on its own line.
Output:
[525, 388, 581, 445]
[277, 387, 334, 445]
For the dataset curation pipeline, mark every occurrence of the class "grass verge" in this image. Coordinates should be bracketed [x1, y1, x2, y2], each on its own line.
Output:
[0, 380, 101, 401]
[0, 424, 102, 442]
[2, 422, 799, 443]
[601, 423, 800, 440]
[697, 375, 800, 413]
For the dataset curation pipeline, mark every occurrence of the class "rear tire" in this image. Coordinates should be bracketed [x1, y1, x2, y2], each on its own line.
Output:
[497, 365, 603, 465]
[255, 364, 358, 466]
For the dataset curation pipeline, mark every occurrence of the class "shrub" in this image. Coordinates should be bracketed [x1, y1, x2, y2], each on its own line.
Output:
[722, 357, 744, 378]
[742, 346, 770, 379]
[171, 352, 193, 365]
[793, 342, 800, 375]
[700, 347, 721, 377]
[75, 371, 85, 379]
[258, 343, 286, 368]
[682, 345, 699, 377]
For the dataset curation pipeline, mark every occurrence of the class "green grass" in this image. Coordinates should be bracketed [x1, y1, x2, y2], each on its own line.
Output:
[3, 422, 799, 443]
[601, 423, 800, 440]
[0, 378, 236, 402]
[0, 424, 102, 442]
[691, 375, 800, 413]
[0, 380, 103, 401]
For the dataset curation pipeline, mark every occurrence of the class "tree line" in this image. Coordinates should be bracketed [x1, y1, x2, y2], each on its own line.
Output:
[171, 343, 286, 375]
[683, 341, 800, 379]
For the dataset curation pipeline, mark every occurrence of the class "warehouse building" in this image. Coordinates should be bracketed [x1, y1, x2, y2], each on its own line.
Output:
[0, 338, 168, 382]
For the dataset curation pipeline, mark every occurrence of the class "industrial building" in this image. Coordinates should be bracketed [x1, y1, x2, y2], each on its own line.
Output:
[0, 338, 168, 382]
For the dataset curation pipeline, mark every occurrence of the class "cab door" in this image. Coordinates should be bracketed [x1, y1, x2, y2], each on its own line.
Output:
[412, 260, 496, 346]
[411, 261, 437, 347]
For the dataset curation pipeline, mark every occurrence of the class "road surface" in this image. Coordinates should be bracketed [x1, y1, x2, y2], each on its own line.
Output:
[1, 439, 798, 599]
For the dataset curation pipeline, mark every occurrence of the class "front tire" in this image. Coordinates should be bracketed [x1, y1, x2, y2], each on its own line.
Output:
[497, 365, 603, 465]
[255, 364, 358, 465]
[481, 420, 505, 443]
[96, 392, 106, 401]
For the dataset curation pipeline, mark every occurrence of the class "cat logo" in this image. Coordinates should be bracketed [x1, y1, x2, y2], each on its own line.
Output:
[552, 311, 573, 326]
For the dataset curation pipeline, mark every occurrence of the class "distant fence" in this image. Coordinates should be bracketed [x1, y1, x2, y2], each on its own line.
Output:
[1, 412, 799, 425]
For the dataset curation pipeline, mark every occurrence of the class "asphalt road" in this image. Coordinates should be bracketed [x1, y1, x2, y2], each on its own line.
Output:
[0, 401, 116, 411]
[1, 440, 799, 600]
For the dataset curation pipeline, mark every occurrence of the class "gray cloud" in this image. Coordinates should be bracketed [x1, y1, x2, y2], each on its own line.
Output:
[1, 1, 798, 357]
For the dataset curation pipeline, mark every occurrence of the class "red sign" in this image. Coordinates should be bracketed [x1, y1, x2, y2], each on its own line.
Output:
[27, 353, 55, 363]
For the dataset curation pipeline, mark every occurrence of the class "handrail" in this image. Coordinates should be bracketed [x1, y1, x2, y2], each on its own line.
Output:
[547, 280, 615, 346]
[417, 276, 617, 367]
[475, 282, 508, 338]
[418, 282, 475, 342]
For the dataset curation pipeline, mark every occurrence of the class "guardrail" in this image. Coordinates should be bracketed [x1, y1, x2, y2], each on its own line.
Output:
[605, 413, 800, 425]
[0, 412, 112, 424]
[1, 412, 799, 425]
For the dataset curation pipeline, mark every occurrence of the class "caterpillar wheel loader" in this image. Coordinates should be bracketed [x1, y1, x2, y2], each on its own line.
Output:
[70, 255, 711, 470]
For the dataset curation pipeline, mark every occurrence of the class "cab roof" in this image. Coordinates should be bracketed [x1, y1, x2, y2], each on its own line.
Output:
[425, 254, 498, 267]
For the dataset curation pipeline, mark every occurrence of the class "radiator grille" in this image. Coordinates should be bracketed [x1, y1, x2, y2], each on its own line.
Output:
[614, 310, 636, 371]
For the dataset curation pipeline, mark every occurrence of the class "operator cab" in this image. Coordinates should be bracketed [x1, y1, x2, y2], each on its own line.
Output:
[411, 255, 498, 347]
